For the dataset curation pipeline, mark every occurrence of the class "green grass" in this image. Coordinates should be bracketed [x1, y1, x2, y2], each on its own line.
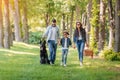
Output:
[0, 42, 120, 80]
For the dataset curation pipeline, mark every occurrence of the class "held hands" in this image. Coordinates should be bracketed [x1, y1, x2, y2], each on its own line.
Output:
[85, 42, 89, 48]
[58, 39, 61, 45]
[73, 44, 76, 49]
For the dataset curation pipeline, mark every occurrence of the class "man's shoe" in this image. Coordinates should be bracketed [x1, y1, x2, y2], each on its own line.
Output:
[50, 62, 53, 65]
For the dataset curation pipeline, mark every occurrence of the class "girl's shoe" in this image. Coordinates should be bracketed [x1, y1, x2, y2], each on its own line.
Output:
[80, 62, 83, 66]
[64, 64, 66, 67]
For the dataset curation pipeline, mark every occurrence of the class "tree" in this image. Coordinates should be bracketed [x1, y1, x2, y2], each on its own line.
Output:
[114, 0, 120, 52]
[0, 0, 4, 48]
[75, 4, 80, 21]
[86, 0, 92, 44]
[44, 0, 55, 27]
[21, 0, 29, 43]
[9, 1, 14, 46]
[69, 5, 75, 39]
[45, 3, 50, 27]
[3, 0, 10, 49]
[108, 0, 115, 48]
[98, 0, 106, 51]
[14, 0, 21, 41]
[62, 13, 66, 30]
[90, 0, 100, 53]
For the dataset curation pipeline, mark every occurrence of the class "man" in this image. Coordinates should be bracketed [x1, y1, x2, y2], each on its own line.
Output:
[43, 19, 60, 65]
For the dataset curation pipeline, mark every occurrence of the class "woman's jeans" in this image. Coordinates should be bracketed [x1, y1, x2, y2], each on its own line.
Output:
[76, 40, 85, 63]
[62, 49, 68, 65]
[48, 40, 57, 64]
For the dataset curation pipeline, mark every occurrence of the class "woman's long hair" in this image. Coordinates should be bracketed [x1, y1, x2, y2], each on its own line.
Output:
[74, 22, 83, 37]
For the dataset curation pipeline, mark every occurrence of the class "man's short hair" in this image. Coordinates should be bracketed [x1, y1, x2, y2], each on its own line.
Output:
[52, 19, 56, 23]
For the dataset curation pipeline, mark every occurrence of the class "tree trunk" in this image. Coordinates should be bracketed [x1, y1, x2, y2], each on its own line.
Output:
[114, 0, 120, 52]
[66, 15, 69, 29]
[45, 4, 50, 27]
[9, 24, 13, 46]
[45, 12, 50, 27]
[14, 0, 21, 41]
[98, 0, 106, 51]
[70, 9, 74, 39]
[82, 12, 87, 28]
[3, 0, 10, 49]
[90, 0, 100, 52]
[9, 3, 13, 46]
[95, 0, 100, 50]
[108, 0, 115, 48]
[86, 0, 92, 44]
[62, 13, 66, 31]
[0, 0, 4, 48]
[76, 5, 80, 21]
[22, 0, 29, 43]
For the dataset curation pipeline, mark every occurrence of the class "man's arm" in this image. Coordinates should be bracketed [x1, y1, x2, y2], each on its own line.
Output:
[42, 26, 50, 38]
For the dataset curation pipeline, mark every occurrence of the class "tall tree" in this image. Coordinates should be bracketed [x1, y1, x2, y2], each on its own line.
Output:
[69, 5, 75, 39]
[86, 0, 92, 44]
[0, 0, 4, 48]
[45, 0, 55, 27]
[45, 4, 50, 27]
[114, 0, 120, 52]
[3, 0, 10, 49]
[22, 0, 29, 43]
[62, 13, 66, 31]
[14, 0, 21, 41]
[90, 0, 100, 52]
[9, 2, 13, 46]
[75, 4, 80, 21]
[82, 12, 87, 28]
[98, 0, 106, 51]
[108, 0, 115, 48]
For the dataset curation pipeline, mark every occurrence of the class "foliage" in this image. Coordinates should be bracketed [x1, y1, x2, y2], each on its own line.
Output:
[100, 48, 120, 61]
[26, 0, 88, 30]
[89, 0, 99, 55]
[116, 53, 120, 60]
[29, 31, 42, 44]
[90, 0, 99, 28]
[90, 27, 98, 55]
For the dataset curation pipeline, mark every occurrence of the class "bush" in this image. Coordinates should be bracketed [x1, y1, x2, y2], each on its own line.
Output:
[100, 48, 120, 61]
[116, 52, 120, 61]
[29, 32, 43, 44]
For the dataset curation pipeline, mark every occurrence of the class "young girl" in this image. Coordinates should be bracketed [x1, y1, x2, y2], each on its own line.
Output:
[60, 30, 71, 67]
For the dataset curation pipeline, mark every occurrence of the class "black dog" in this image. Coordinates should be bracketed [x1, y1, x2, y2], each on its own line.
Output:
[40, 39, 50, 64]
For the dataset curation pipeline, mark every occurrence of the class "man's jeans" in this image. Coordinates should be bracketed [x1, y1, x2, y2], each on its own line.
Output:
[62, 49, 68, 65]
[48, 40, 57, 64]
[76, 40, 85, 63]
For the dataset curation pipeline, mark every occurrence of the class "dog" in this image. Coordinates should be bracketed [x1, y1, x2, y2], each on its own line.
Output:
[40, 39, 50, 64]
[84, 47, 93, 58]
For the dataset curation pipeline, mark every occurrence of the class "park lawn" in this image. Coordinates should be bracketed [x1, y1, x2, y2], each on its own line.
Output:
[0, 42, 120, 80]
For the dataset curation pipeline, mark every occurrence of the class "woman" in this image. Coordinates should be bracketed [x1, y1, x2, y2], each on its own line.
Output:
[73, 22, 88, 66]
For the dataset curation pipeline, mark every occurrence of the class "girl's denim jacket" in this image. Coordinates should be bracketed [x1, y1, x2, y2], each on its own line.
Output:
[60, 38, 72, 48]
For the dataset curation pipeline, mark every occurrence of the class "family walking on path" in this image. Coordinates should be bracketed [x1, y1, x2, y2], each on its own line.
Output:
[42, 19, 88, 66]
